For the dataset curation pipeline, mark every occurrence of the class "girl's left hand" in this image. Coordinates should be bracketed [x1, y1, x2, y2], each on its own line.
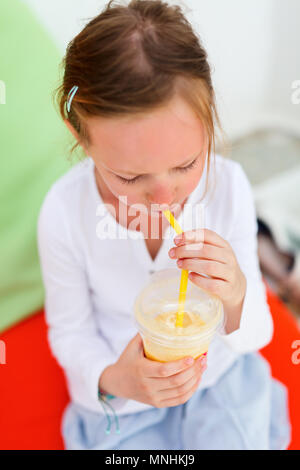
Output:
[168, 228, 247, 327]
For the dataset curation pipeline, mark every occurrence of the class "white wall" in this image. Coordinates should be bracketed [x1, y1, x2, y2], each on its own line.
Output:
[263, 0, 300, 134]
[23, 0, 104, 49]
[23, 0, 300, 138]
[185, 0, 275, 137]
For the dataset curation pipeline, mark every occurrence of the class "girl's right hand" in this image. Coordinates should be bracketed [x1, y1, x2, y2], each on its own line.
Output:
[99, 333, 207, 408]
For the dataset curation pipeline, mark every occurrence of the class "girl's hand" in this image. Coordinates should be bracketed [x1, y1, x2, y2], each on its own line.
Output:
[168, 228, 247, 333]
[99, 333, 207, 408]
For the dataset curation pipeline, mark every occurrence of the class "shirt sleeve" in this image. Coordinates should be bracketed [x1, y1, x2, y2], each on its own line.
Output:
[219, 163, 273, 352]
[37, 189, 128, 411]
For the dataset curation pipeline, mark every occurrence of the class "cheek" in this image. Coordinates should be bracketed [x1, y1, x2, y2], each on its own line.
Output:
[106, 175, 143, 204]
[180, 171, 202, 198]
[186, 158, 206, 193]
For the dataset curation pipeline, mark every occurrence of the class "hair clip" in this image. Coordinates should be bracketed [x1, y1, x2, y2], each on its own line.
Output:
[66, 85, 79, 113]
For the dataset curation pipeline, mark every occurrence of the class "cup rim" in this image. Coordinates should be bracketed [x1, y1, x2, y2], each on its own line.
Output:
[134, 269, 224, 345]
[134, 303, 224, 347]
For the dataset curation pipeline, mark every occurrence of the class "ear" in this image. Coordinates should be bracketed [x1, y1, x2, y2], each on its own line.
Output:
[64, 118, 79, 140]
[64, 119, 89, 154]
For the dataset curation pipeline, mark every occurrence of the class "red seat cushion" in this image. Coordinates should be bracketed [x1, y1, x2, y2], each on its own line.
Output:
[0, 311, 69, 450]
[0, 289, 299, 450]
[260, 286, 300, 450]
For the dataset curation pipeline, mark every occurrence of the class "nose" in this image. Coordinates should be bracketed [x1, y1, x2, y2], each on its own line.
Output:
[146, 179, 175, 207]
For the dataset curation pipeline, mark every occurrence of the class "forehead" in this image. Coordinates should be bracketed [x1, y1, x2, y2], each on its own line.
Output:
[86, 95, 204, 173]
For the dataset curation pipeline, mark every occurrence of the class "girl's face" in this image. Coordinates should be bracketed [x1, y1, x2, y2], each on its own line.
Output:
[68, 95, 208, 215]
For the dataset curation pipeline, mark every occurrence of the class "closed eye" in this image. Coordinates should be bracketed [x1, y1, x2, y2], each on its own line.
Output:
[174, 157, 198, 173]
[117, 157, 199, 185]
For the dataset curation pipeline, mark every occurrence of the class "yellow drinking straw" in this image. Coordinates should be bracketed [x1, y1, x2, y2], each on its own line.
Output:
[163, 210, 188, 328]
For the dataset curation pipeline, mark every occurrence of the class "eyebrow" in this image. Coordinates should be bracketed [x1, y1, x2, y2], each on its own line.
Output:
[111, 151, 200, 177]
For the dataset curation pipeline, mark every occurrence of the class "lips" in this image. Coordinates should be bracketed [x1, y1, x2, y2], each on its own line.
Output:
[150, 202, 177, 213]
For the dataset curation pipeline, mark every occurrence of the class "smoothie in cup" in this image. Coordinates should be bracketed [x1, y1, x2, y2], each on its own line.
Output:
[134, 269, 224, 362]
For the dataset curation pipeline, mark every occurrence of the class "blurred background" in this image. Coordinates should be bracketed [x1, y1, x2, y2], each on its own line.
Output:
[0, 0, 299, 450]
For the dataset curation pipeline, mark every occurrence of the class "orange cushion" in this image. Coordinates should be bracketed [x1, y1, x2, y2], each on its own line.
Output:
[0, 311, 69, 450]
[260, 286, 300, 450]
[0, 290, 299, 450]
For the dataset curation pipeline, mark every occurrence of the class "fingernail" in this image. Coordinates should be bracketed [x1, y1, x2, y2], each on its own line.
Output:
[169, 248, 176, 258]
[174, 235, 183, 245]
[197, 356, 205, 365]
[177, 259, 183, 267]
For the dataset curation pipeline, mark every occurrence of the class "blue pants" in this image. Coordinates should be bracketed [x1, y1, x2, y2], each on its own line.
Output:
[62, 353, 291, 450]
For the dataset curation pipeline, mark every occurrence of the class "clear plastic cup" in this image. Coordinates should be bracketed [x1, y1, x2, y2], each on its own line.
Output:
[134, 268, 224, 362]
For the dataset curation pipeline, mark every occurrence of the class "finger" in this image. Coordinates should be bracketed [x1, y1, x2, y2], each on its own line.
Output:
[170, 243, 230, 265]
[177, 258, 231, 282]
[174, 228, 229, 249]
[157, 369, 203, 401]
[152, 356, 206, 391]
[143, 355, 195, 378]
[188, 272, 228, 296]
[174, 229, 205, 247]
[132, 333, 147, 357]
[159, 375, 201, 407]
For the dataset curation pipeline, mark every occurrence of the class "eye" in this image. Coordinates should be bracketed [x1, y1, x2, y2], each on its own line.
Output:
[117, 174, 143, 185]
[117, 157, 198, 184]
[175, 157, 198, 173]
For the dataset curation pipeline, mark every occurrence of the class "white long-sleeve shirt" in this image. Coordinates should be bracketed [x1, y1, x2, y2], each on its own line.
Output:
[37, 154, 273, 416]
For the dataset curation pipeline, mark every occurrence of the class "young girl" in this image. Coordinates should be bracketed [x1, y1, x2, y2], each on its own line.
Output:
[37, 0, 290, 450]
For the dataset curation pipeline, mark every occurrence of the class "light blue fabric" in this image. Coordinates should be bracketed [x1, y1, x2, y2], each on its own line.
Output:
[62, 353, 291, 450]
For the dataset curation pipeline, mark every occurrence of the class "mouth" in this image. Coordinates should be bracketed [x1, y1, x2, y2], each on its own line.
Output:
[149, 202, 177, 213]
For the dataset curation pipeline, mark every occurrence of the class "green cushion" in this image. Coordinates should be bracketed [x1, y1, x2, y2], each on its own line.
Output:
[0, 0, 74, 332]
